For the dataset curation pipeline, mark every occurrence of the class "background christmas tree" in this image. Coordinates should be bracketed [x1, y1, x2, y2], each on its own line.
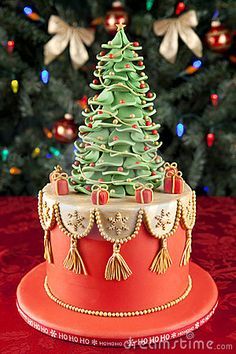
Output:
[0, 0, 235, 196]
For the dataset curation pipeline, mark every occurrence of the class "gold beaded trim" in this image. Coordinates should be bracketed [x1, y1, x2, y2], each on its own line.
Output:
[181, 191, 196, 230]
[44, 275, 192, 317]
[53, 203, 95, 240]
[38, 190, 55, 231]
[95, 208, 144, 244]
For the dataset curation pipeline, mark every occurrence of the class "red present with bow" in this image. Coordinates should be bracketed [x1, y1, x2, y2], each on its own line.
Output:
[49, 165, 69, 196]
[135, 183, 153, 204]
[164, 163, 184, 194]
[91, 185, 109, 205]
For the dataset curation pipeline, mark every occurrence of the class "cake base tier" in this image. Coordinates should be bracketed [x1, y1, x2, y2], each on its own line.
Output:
[16, 262, 218, 348]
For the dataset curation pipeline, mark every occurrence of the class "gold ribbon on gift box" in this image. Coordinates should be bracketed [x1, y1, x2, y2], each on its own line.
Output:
[135, 183, 153, 204]
[153, 10, 203, 63]
[49, 165, 68, 182]
[164, 162, 178, 173]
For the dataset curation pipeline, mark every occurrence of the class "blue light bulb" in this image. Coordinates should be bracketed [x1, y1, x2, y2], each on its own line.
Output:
[203, 186, 209, 193]
[40, 69, 50, 84]
[176, 123, 185, 138]
[23, 6, 33, 15]
[192, 60, 202, 69]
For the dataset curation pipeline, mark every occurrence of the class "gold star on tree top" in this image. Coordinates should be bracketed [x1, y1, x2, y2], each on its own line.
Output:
[116, 23, 126, 31]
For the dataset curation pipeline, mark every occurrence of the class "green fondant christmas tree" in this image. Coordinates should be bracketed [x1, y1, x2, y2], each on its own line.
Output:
[71, 24, 165, 198]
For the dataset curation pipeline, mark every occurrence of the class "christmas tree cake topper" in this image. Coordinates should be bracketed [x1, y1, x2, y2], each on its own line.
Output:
[70, 24, 165, 198]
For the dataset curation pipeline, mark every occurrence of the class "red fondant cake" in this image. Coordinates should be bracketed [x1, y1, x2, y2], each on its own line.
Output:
[16, 24, 218, 347]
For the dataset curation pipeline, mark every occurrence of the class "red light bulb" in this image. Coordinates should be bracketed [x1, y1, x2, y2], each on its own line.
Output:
[210, 94, 219, 107]
[206, 133, 215, 147]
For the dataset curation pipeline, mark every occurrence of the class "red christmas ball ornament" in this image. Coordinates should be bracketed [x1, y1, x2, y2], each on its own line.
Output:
[104, 1, 129, 35]
[206, 133, 215, 147]
[151, 171, 157, 176]
[133, 42, 140, 47]
[146, 92, 153, 98]
[93, 79, 99, 84]
[205, 20, 232, 53]
[125, 64, 130, 68]
[88, 123, 93, 128]
[146, 121, 152, 126]
[144, 146, 149, 151]
[138, 61, 143, 66]
[109, 53, 114, 59]
[140, 83, 146, 89]
[85, 185, 91, 191]
[98, 178, 104, 182]
[132, 124, 137, 128]
[100, 51, 106, 56]
[152, 130, 158, 135]
[89, 162, 95, 167]
[53, 113, 78, 144]
[89, 116, 94, 121]
[113, 135, 119, 141]
[117, 166, 123, 172]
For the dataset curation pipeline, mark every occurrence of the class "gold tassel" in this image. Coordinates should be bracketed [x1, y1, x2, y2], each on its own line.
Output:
[44, 230, 53, 263]
[105, 242, 132, 281]
[63, 237, 87, 275]
[180, 229, 192, 266]
[150, 237, 172, 274]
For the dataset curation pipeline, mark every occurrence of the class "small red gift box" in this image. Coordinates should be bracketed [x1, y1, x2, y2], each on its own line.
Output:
[164, 170, 184, 194]
[91, 185, 109, 205]
[49, 165, 69, 196]
[135, 183, 153, 204]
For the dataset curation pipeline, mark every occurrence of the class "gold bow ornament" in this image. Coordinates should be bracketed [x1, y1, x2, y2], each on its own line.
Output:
[153, 10, 203, 63]
[49, 165, 69, 195]
[44, 15, 95, 69]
